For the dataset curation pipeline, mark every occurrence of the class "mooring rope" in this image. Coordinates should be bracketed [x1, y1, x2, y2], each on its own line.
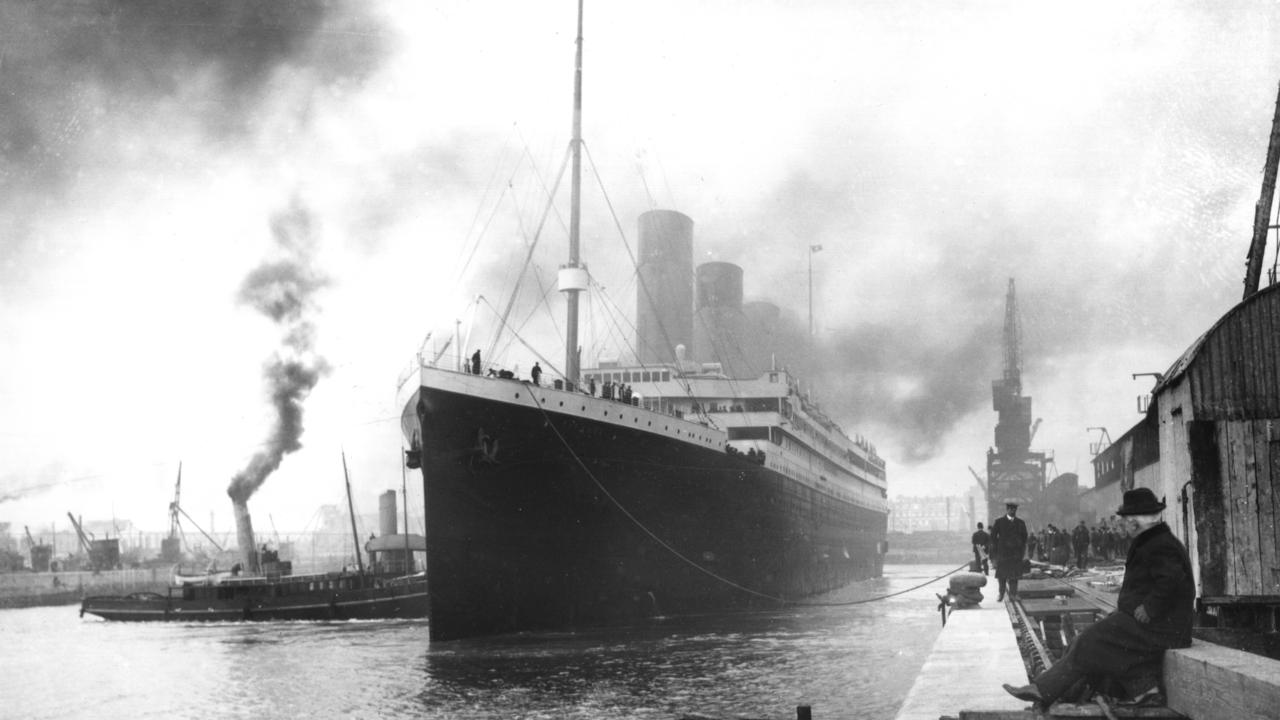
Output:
[522, 384, 968, 607]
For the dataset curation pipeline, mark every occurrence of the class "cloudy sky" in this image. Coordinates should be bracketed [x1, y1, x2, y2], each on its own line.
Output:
[3, 1, 1280, 540]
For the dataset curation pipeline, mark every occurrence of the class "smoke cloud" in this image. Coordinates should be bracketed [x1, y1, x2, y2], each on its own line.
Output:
[0, 1, 387, 292]
[227, 199, 330, 503]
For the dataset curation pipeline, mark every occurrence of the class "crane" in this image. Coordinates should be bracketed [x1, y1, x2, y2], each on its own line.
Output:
[967, 466, 988, 494]
[24, 525, 37, 550]
[1029, 418, 1042, 444]
[67, 512, 96, 568]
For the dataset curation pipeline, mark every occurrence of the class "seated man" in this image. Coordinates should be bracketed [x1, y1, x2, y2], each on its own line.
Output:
[1002, 488, 1194, 708]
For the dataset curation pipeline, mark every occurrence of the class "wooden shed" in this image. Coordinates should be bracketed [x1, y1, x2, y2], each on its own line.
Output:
[1152, 281, 1280, 630]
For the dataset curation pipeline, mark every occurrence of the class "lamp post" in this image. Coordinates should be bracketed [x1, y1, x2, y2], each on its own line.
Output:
[808, 244, 823, 337]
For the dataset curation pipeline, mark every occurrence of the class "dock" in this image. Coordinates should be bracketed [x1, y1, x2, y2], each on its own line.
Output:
[894, 601, 1028, 719]
[892, 571, 1280, 720]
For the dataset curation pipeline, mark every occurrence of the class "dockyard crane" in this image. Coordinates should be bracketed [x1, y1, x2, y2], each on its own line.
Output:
[67, 512, 96, 569]
[24, 525, 37, 550]
[967, 466, 988, 494]
[1029, 418, 1042, 444]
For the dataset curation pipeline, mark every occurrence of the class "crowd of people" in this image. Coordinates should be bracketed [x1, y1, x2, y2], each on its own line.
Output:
[1027, 519, 1132, 570]
[972, 515, 1133, 576]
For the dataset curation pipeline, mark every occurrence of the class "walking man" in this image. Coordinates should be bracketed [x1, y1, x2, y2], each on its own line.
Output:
[1003, 488, 1193, 709]
[989, 500, 1028, 601]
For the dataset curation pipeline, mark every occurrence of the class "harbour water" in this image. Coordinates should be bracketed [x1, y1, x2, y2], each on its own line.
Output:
[0, 564, 961, 720]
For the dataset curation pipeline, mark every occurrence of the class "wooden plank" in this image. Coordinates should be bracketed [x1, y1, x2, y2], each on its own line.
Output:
[1262, 297, 1279, 416]
[1240, 309, 1256, 416]
[1189, 421, 1227, 597]
[1257, 421, 1280, 596]
[1221, 423, 1240, 595]
[1240, 421, 1262, 594]
[1270, 296, 1280, 417]
[1239, 421, 1262, 595]
[1164, 638, 1280, 720]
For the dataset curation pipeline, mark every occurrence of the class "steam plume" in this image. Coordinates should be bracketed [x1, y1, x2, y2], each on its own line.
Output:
[227, 199, 330, 503]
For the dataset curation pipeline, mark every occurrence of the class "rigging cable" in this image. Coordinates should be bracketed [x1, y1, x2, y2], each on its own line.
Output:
[521, 381, 964, 607]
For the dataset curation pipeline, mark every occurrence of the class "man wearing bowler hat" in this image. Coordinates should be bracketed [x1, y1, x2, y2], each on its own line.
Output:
[1002, 487, 1194, 709]
[989, 500, 1028, 601]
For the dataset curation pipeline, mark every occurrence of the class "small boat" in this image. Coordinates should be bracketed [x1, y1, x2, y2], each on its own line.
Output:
[81, 455, 428, 623]
[79, 569, 427, 622]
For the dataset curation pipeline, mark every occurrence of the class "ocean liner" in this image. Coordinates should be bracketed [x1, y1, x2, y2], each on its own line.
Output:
[398, 1, 888, 641]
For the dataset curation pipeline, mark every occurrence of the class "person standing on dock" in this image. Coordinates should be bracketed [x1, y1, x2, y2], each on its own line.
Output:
[970, 522, 990, 575]
[988, 500, 1028, 601]
[1002, 488, 1194, 709]
[1072, 520, 1091, 570]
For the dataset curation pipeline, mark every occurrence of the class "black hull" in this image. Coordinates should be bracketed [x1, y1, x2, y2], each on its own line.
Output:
[412, 380, 887, 640]
[80, 579, 427, 622]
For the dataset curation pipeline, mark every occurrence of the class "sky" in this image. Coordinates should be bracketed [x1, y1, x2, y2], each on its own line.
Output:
[3, 1, 1280, 540]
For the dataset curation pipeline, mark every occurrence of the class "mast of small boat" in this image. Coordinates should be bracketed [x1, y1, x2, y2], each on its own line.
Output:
[341, 450, 366, 575]
[562, 0, 586, 387]
[401, 446, 411, 572]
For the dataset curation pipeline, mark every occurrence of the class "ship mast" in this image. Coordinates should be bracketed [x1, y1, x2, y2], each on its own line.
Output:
[559, 0, 588, 387]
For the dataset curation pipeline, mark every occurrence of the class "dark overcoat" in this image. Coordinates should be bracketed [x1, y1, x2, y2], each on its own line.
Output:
[1115, 521, 1195, 649]
[1036, 521, 1194, 699]
[988, 515, 1027, 579]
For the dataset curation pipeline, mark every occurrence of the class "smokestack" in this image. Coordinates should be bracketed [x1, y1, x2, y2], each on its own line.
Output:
[232, 499, 259, 575]
[636, 210, 694, 364]
[379, 490, 397, 536]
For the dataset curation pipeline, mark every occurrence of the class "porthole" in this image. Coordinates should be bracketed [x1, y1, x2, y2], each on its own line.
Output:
[515, 393, 520, 399]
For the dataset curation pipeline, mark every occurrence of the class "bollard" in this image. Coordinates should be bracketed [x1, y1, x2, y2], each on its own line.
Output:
[796, 705, 812, 720]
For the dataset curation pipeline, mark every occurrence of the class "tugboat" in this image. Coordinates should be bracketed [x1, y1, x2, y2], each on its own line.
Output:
[80, 461, 426, 622]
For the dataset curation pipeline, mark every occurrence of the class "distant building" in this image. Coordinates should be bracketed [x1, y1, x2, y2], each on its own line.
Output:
[889, 494, 975, 533]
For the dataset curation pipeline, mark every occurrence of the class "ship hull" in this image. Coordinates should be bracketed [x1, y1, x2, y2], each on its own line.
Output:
[409, 377, 887, 640]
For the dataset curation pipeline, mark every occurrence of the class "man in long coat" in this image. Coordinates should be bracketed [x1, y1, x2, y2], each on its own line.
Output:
[988, 500, 1028, 601]
[1003, 488, 1194, 708]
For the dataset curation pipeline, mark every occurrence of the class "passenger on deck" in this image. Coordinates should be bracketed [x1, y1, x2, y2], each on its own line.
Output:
[1003, 488, 1194, 709]
[471, 350, 481, 375]
[531, 362, 542, 386]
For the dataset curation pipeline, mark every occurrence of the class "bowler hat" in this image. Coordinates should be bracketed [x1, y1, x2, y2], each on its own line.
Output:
[1116, 487, 1165, 516]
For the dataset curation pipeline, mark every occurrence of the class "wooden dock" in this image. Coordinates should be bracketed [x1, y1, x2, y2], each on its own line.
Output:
[894, 601, 1029, 720]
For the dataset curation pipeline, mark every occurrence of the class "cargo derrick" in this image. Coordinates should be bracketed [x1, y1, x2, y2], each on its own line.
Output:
[985, 279, 1048, 525]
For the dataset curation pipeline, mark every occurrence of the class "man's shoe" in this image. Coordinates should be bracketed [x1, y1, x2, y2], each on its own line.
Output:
[1002, 683, 1043, 704]
[997, 594, 1004, 602]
